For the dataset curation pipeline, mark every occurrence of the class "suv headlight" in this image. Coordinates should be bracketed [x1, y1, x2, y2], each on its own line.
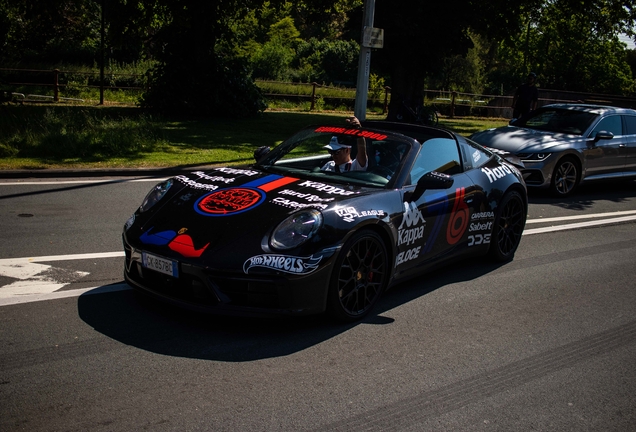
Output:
[270, 209, 323, 250]
[139, 179, 173, 213]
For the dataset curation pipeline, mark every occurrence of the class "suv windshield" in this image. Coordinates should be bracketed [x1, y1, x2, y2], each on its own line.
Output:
[512, 108, 598, 135]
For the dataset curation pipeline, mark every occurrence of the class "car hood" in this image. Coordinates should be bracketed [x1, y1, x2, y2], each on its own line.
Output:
[471, 126, 583, 153]
[128, 168, 372, 268]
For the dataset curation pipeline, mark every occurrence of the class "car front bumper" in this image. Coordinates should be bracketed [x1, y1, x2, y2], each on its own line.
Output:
[123, 237, 333, 318]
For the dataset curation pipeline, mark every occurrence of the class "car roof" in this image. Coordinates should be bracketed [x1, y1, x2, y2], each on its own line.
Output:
[542, 103, 636, 115]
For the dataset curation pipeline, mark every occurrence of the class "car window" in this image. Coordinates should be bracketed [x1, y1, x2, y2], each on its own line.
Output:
[590, 115, 623, 137]
[460, 138, 492, 170]
[516, 108, 597, 135]
[623, 115, 636, 135]
[407, 138, 461, 185]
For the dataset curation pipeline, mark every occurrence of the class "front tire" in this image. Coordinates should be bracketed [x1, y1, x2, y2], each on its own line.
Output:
[327, 231, 389, 322]
[551, 157, 579, 197]
[489, 190, 526, 262]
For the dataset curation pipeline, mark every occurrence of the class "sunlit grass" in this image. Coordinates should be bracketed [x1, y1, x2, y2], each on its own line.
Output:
[0, 104, 507, 170]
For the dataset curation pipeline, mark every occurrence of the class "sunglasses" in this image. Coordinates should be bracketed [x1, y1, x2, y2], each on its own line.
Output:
[328, 148, 345, 155]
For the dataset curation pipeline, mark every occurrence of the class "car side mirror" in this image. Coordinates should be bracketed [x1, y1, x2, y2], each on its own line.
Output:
[593, 131, 614, 142]
[407, 171, 454, 202]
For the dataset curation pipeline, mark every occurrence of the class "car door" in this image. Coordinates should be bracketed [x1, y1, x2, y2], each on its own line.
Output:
[584, 114, 626, 176]
[393, 138, 483, 277]
[622, 115, 636, 173]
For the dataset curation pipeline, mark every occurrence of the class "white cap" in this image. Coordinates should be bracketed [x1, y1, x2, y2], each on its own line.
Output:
[324, 136, 351, 151]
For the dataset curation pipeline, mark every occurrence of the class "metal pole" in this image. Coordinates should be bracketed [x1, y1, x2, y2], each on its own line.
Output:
[100, 0, 105, 105]
[354, 0, 375, 121]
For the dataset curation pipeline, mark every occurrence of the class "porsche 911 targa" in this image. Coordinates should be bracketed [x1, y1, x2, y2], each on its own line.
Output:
[123, 121, 528, 321]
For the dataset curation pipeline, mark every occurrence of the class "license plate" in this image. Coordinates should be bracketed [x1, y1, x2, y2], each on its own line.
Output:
[142, 252, 179, 278]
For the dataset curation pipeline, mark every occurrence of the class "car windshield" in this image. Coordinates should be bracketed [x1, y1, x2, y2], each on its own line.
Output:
[255, 126, 412, 188]
[512, 108, 598, 135]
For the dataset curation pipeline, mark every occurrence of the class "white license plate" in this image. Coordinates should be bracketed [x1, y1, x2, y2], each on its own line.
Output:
[142, 252, 179, 278]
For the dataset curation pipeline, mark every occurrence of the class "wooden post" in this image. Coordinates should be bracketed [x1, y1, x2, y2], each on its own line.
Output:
[450, 91, 457, 119]
[310, 82, 318, 110]
[53, 69, 59, 102]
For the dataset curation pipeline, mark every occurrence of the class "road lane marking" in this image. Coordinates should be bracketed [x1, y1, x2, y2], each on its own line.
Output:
[0, 283, 131, 307]
[523, 214, 636, 235]
[0, 252, 124, 300]
[525, 209, 636, 224]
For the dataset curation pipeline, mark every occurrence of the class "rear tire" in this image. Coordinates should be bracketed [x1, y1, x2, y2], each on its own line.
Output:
[488, 190, 526, 262]
[327, 231, 389, 322]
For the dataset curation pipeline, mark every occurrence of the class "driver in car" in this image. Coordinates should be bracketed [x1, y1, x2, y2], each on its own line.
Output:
[321, 116, 368, 173]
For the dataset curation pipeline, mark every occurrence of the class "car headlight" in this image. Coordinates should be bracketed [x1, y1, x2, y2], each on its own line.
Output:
[139, 179, 173, 213]
[270, 209, 323, 250]
[517, 153, 551, 162]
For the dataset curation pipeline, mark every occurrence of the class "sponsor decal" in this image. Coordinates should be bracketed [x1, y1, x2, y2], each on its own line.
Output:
[298, 180, 357, 196]
[481, 165, 512, 183]
[195, 175, 298, 216]
[472, 149, 482, 164]
[271, 197, 328, 210]
[175, 175, 220, 191]
[174, 192, 194, 206]
[175, 171, 237, 191]
[471, 211, 494, 220]
[336, 207, 386, 223]
[191, 171, 235, 184]
[215, 167, 259, 176]
[140, 227, 209, 258]
[395, 202, 426, 266]
[446, 187, 469, 245]
[468, 233, 491, 247]
[395, 246, 421, 266]
[469, 221, 493, 232]
[314, 126, 388, 141]
[398, 225, 425, 246]
[278, 189, 335, 203]
[243, 254, 322, 274]
[398, 202, 425, 229]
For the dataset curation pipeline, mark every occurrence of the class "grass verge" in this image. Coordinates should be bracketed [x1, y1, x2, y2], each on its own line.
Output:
[0, 104, 508, 170]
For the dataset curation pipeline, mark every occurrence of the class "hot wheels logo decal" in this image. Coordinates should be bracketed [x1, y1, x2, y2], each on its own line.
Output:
[243, 254, 322, 274]
[195, 175, 298, 216]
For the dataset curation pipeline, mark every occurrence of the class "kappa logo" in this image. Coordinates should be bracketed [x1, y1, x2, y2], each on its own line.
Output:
[398, 202, 425, 230]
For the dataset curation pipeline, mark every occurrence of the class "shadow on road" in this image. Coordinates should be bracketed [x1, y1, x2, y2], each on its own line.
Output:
[527, 179, 636, 210]
[77, 258, 505, 362]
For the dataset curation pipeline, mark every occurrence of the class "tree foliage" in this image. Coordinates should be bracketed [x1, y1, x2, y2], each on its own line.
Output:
[2, 0, 636, 119]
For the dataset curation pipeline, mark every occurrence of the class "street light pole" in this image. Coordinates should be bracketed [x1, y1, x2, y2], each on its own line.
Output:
[354, 0, 376, 121]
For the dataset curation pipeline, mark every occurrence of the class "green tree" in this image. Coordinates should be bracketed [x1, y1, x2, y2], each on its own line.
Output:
[498, 0, 636, 94]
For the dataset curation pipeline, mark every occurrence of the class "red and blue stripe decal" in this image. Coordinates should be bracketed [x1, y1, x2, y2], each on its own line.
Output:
[194, 174, 298, 216]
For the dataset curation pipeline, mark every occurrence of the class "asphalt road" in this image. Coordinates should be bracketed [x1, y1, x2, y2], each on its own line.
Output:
[1, 176, 635, 431]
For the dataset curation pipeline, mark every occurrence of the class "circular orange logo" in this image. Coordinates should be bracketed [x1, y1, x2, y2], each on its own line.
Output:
[195, 188, 264, 216]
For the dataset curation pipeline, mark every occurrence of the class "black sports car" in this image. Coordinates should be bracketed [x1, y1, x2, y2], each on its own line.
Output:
[123, 121, 528, 321]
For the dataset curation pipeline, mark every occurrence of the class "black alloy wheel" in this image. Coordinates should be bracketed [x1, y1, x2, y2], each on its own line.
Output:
[489, 190, 526, 262]
[551, 157, 579, 197]
[327, 231, 389, 321]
